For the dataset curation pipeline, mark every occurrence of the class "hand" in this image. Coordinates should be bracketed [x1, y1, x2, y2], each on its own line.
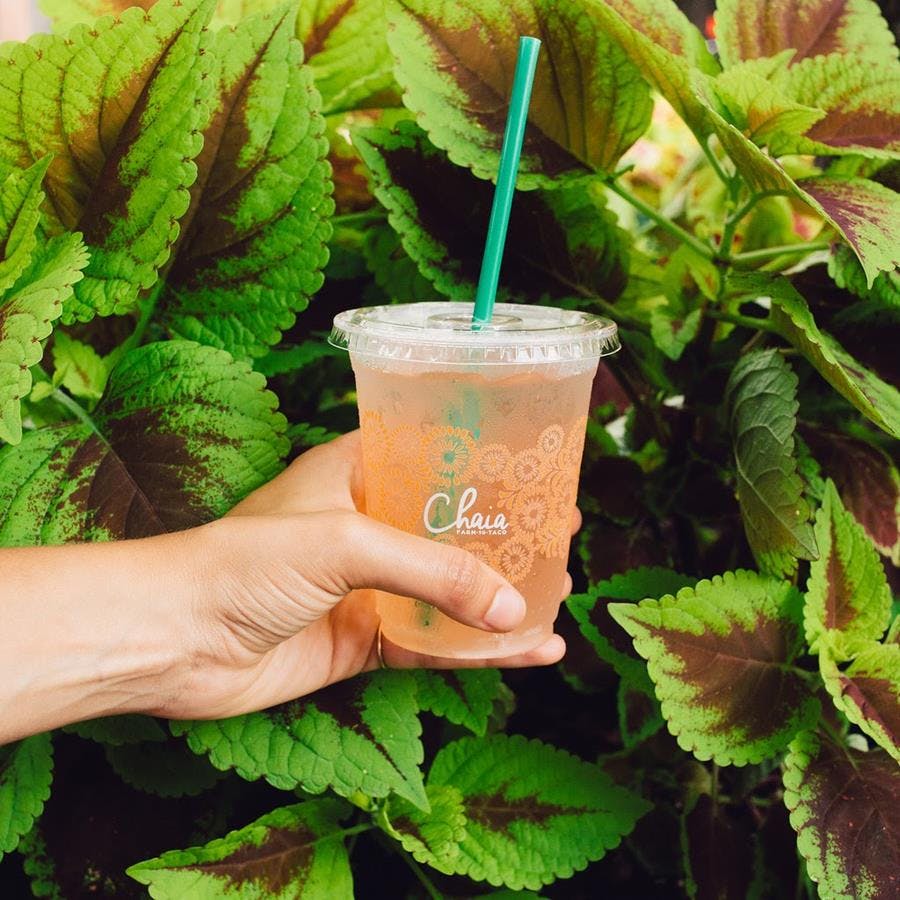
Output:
[162, 432, 572, 721]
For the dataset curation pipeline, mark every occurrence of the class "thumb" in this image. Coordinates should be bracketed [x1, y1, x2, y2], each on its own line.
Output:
[326, 511, 526, 632]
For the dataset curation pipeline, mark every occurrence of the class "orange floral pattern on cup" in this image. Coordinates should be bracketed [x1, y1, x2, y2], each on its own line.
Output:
[359, 411, 587, 585]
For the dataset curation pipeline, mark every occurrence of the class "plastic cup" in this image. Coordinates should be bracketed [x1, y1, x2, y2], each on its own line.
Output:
[329, 301, 619, 658]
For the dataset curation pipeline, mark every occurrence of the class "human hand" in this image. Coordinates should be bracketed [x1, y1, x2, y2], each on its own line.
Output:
[161, 432, 573, 721]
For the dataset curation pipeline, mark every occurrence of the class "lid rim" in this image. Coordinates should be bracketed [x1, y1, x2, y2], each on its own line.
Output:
[329, 301, 620, 364]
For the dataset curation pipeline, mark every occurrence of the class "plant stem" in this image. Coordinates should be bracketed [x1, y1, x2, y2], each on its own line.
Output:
[318, 823, 375, 845]
[399, 851, 443, 900]
[52, 388, 101, 436]
[701, 136, 732, 189]
[607, 179, 714, 259]
[124, 280, 165, 352]
[732, 241, 831, 265]
[706, 308, 780, 334]
[332, 209, 384, 226]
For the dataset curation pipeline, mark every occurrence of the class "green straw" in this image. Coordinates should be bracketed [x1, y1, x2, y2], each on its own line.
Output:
[472, 36, 541, 329]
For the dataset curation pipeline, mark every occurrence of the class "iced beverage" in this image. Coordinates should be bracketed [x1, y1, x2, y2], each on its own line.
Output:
[330, 302, 618, 658]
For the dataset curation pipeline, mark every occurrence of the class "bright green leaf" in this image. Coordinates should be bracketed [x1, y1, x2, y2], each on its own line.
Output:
[413, 669, 504, 737]
[820, 642, 900, 762]
[568, 566, 698, 690]
[40, 1, 156, 30]
[763, 275, 900, 438]
[161, 8, 333, 360]
[715, 0, 898, 70]
[0, 340, 287, 544]
[0, 233, 89, 445]
[127, 800, 353, 899]
[385, 783, 467, 868]
[725, 349, 817, 577]
[254, 341, 340, 378]
[708, 66, 825, 149]
[804, 480, 891, 658]
[0, 0, 216, 321]
[610, 571, 819, 765]
[51, 332, 107, 403]
[355, 121, 629, 302]
[0, 158, 51, 295]
[427, 733, 649, 890]
[172, 670, 428, 809]
[0, 733, 53, 860]
[386, 0, 653, 186]
[649, 305, 702, 361]
[297, 0, 398, 115]
[783, 729, 900, 900]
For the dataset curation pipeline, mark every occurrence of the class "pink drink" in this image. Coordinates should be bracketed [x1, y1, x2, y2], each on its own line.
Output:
[331, 302, 618, 658]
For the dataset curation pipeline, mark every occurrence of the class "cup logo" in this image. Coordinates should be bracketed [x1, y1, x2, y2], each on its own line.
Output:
[423, 486, 509, 536]
[360, 411, 587, 584]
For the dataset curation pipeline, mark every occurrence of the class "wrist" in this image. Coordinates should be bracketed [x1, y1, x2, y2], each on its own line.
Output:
[0, 534, 201, 742]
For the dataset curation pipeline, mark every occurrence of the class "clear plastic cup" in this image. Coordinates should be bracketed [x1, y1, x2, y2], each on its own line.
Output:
[330, 301, 619, 658]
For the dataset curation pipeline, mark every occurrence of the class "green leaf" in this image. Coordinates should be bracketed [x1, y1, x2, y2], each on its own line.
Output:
[600, 0, 717, 69]
[801, 426, 900, 564]
[386, 0, 653, 186]
[106, 738, 225, 798]
[63, 714, 167, 746]
[0, 0, 216, 321]
[610, 570, 819, 765]
[804, 481, 892, 658]
[412, 668, 504, 737]
[362, 223, 437, 303]
[828, 243, 900, 310]
[715, 0, 898, 69]
[0, 733, 53, 860]
[0, 340, 287, 544]
[127, 800, 353, 899]
[427, 733, 649, 890]
[649, 305, 702, 361]
[0, 233, 89, 445]
[798, 178, 900, 285]
[708, 62, 826, 151]
[616, 675, 664, 749]
[771, 54, 900, 158]
[783, 729, 900, 900]
[51, 332, 107, 403]
[763, 275, 900, 438]
[355, 121, 629, 301]
[0, 157, 51, 295]
[725, 349, 817, 577]
[172, 670, 428, 809]
[585, 0, 718, 139]
[567, 566, 697, 690]
[161, 8, 333, 361]
[820, 642, 900, 762]
[385, 783, 467, 868]
[297, 0, 398, 114]
[40, 1, 156, 30]
[254, 341, 339, 378]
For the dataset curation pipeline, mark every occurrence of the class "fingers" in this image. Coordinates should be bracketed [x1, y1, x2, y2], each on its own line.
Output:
[571, 506, 582, 536]
[331, 512, 526, 633]
[377, 633, 566, 671]
[561, 572, 573, 600]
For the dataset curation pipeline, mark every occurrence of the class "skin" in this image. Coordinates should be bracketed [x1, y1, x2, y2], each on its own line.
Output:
[0, 432, 573, 744]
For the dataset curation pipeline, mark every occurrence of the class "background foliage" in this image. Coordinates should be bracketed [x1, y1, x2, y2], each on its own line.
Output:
[0, 0, 898, 897]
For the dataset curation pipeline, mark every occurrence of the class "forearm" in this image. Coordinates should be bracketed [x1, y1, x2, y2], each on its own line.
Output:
[0, 534, 202, 744]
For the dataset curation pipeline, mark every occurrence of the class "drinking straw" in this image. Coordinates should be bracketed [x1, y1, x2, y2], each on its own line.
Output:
[472, 36, 541, 329]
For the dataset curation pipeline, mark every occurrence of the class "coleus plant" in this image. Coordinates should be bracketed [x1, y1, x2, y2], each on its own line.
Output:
[0, 0, 898, 897]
